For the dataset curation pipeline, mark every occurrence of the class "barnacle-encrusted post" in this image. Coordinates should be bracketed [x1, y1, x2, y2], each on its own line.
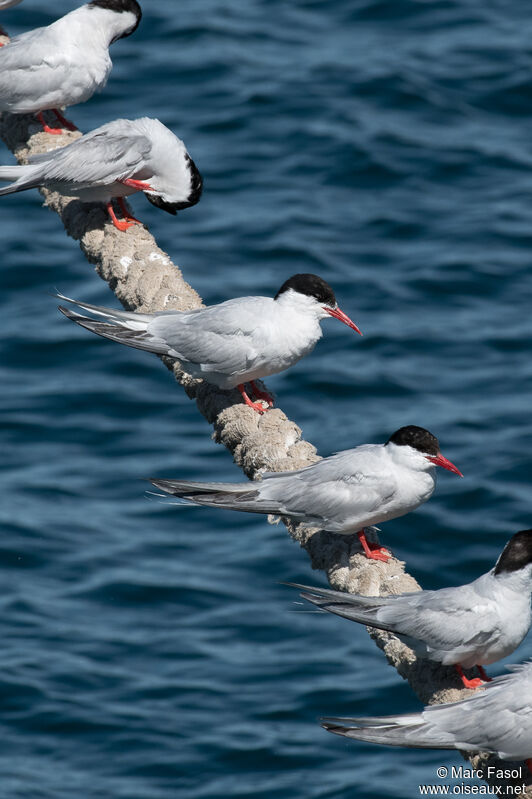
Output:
[0, 105, 529, 795]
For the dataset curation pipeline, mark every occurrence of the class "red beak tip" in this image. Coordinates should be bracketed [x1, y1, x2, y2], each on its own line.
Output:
[428, 454, 463, 477]
[325, 306, 362, 336]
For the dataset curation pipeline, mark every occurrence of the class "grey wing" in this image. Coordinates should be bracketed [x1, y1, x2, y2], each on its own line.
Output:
[1, 26, 49, 60]
[0, 29, 74, 109]
[290, 582, 485, 645]
[291, 580, 501, 659]
[259, 448, 398, 528]
[424, 669, 532, 757]
[373, 586, 500, 655]
[148, 297, 270, 375]
[27, 127, 152, 189]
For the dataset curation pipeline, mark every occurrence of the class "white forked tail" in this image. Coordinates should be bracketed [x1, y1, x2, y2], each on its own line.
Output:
[56, 293, 171, 356]
[0, 163, 43, 195]
[149, 478, 284, 515]
[321, 714, 446, 747]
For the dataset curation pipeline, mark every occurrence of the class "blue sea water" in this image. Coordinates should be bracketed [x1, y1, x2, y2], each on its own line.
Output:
[1, 0, 532, 796]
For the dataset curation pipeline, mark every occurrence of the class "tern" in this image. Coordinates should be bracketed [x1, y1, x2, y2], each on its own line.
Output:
[57, 274, 361, 406]
[149, 425, 462, 560]
[322, 661, 532, 773]
[289, 529, 532, 688]
[0, 117, 203, 230]
[0, 0, 142, 134]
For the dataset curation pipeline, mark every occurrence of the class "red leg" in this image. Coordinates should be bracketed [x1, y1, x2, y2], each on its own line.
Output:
[357, 529, 390, 562]
[117, 197, 142, 226]
[120, 178, 153, 192]
[36, 111, 67, 136]
[526, 759, 532, 775]
[455, 664, 484, 690]
[476, 665, 492, 683]
[106, 200, 140, 232]
[237, 384, 268, 414]
[52, 108, 77, 132]
[250, 380, 274, 407]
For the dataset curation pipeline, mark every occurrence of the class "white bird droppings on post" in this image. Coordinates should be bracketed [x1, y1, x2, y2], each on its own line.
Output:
[149, 251, 169, 266]
[120, 256, 133, 274]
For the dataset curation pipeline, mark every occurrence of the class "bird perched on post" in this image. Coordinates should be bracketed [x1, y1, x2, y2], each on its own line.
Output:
[149, 425, 462, 561]
[321, 661, 532, 774]
[0, 0, 142, 134]
[57, 274, 361, 406]
[0, 117, 202, 231]
[288, 529, 532, 688]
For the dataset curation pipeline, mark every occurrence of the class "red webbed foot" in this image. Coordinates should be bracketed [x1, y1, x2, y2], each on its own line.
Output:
[106, 200, 142, 232]
[476, 665, 492, 683]
[455, 664, 485, 690]
[357, 529, 390, 562]
[36, 111, 67, 135]
[52, 108, 77, 132]
[36, 110, 77, 135]
[250, 380, 274, 407]
[117, 197, 142, 226]
[238, 384, 269, 414]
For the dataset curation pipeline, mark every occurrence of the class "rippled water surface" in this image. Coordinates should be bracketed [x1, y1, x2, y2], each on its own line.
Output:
[1, 1, 532, 796]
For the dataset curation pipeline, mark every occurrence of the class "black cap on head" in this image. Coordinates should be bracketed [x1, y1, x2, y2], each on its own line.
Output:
[146, 193, 178, 215]
[274, 274, 337, 306]
[494, 530, 532, 576]
[386, 425, 440, 456]
[145, 156, 203, 216]
[183, 155, 204, 208]
[88, 0, 142, 39]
